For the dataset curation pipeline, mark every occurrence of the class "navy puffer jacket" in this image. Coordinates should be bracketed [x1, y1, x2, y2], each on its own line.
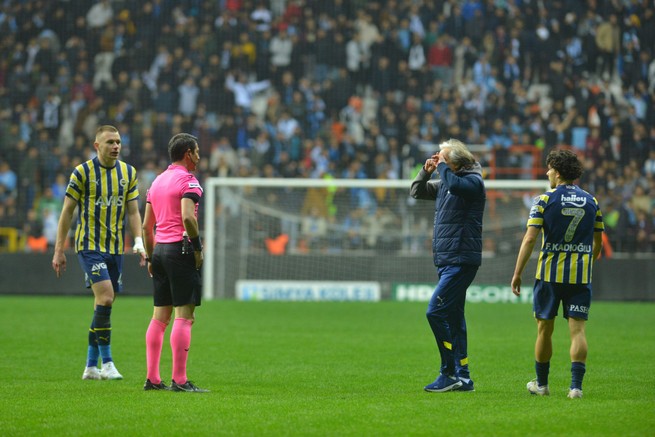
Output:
[410, 162, 486, 267]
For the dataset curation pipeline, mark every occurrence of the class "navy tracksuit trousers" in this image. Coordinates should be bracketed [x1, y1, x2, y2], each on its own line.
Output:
[426, 264, 479, 377]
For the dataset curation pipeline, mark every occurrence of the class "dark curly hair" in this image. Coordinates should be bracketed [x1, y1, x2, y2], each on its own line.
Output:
[546, 149, 583, 182]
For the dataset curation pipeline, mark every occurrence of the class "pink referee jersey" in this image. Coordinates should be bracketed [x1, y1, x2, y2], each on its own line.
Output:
[146, 164, 203, 243]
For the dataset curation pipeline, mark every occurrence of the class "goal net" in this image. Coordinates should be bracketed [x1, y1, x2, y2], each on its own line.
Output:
[202, 177, 548, 301]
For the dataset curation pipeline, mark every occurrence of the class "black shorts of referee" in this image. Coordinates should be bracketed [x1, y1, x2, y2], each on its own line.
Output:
[151, 242, 202, 307]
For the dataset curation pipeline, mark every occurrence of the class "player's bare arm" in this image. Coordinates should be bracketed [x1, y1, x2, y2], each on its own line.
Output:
[511, 226, 540, 296]
[52, 196, 77, 277]
[592, 231, 603, 260]
[126, 199, 146, 267]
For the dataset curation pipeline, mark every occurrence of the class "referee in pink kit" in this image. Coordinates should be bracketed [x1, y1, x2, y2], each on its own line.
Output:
[142, 133, 208, 392]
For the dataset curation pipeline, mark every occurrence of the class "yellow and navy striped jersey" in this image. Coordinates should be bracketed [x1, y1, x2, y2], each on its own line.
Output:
[527, 184, 604, 284]
[65, 157, 139, 254]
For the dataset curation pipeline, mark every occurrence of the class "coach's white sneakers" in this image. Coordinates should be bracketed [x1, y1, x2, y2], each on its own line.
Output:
[82, 366, 101, 380]
[526, 379, 550, 396]
[567, 388, 583, 399]
[100, 362, 123, 380]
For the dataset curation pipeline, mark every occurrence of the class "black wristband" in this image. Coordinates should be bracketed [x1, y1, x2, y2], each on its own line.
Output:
[190, 236, 202, 251]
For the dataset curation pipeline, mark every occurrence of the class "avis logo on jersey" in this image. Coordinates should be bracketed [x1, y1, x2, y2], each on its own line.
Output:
[95, 195, 125, 207]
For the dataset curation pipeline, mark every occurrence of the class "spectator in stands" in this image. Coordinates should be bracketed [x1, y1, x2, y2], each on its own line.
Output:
[86, 0, 113, 30]
[634, 209, 654, 252]
[34, 186, 62, 223]
[251, 2, 273, 32]
[345, 32, 368, 92]
[0, 161, 17, 200]
[408, 32, 427, 81]
[486, 118, 513, 175]
[51, 173, 68, 200]
[0, 0, 652, 255]
[644, 150, 655, 178]
[41, 206, 59, 249]
[23, 209, 47, 253]
[362, 206, 398, 250]
[225, 70, 271, 113]
[301, 206, 328, 251]
[269, 25, 293, 86]
[428, 35, 453, 87]
[177, 76, 200, 118]
[595, 13, 621, 80]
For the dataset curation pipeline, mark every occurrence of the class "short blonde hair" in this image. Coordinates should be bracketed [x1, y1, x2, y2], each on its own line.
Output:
[95, 125, 119, 141]
[440, 138, 475, 170]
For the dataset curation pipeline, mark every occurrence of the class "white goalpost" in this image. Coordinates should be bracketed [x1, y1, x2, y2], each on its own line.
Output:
[202, 177, 548, 301]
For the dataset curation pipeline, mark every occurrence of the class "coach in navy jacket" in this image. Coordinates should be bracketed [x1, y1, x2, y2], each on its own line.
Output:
[410, 138, 486, 393]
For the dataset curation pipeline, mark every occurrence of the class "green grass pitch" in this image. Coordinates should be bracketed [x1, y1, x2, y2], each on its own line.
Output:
[1, 296, 653, 436]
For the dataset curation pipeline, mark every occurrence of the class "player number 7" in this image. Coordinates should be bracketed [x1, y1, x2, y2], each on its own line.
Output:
[561, 207, 585, 242]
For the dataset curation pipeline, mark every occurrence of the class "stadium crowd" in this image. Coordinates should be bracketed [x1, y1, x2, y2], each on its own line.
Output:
[0, 0, 654, 253]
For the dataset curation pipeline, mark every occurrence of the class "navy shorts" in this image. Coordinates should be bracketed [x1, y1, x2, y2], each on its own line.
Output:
[150, 242, 202, 307]
[77, 250, 123, 292]
[533, 279, 591, 320]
